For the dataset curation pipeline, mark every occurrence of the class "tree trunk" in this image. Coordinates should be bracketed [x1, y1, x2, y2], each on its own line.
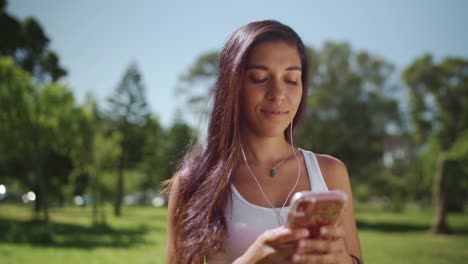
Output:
[33, 184, 41, 217]
[431, 152, 450, 234]
[114, 156, 124, 217]
[100, 196, 107, 224]
[92, 171, 98, 224]
[36, 152, 52, 239]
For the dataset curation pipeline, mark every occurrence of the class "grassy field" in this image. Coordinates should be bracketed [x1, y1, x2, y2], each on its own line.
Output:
[0, 203, 467, 263]
[355, 204, 468, 264]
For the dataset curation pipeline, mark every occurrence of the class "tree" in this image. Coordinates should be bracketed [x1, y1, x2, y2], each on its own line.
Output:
[161, 120, 197, 183]
[176, 51, 219, 117]
[403, 55, 468, 233]
[297, 42, 401, 186]
[139, 115, 166, 192]
[107, 62, 150, 216]
[71, 94, 122, 224]
[0, 0, 67, 82]
[0, 56, 83, 234]
[0, 56, 36, 183]
[33, 83, 84, 230]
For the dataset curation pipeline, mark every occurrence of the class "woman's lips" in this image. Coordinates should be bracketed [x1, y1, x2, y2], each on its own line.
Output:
[260, 109, 289, 116]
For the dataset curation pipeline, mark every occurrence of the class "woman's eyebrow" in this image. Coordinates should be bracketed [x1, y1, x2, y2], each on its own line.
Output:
[246, 64, 302, 71]
[246, 64, 268, 70]
[285, 66, 302, 72]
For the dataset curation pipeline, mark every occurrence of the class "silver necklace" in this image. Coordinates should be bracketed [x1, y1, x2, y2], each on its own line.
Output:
[248, 147, 291, 178]
[240, 144, 301, 225]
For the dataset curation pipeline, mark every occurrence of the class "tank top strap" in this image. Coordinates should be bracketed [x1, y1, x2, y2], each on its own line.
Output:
[300, 149, 329, 192]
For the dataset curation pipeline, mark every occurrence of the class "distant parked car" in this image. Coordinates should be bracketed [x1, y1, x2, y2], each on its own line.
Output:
[73, 195, 91, 206]
[123, 190, 168, 206]
[152, 193, 168, 207]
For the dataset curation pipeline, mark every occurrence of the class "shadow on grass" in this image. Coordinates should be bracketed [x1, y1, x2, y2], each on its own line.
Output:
[0, 218, 165, 249]
[356, 220, 429, 232]
[356, 220, 468, 235]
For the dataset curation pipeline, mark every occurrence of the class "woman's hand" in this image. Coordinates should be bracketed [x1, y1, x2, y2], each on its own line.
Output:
[291, 225, 354, 264]
[234, 226, 309, 264]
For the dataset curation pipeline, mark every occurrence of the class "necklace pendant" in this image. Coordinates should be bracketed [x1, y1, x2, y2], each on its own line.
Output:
[270, 168, 277, 177]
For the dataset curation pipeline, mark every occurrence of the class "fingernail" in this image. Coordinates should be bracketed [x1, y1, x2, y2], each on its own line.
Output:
[299, 240, 307, 248]
[321, 227, 327, 235]
[293, 254, 302, 262]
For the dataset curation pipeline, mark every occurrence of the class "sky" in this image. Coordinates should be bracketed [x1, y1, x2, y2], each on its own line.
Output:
[7, 0, 468, 128]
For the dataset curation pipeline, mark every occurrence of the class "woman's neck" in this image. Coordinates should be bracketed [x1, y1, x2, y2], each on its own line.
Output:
[240, 134, 292, 165]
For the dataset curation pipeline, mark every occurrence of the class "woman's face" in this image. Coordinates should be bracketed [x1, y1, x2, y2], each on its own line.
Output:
[240, 41, 303, 138]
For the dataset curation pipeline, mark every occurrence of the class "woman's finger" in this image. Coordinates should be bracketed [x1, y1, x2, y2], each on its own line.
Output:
[296, 239, 342, 254]
[262, 227, 309, 245]
[292, 252, 337, 263]
[251, 227, 310, 262]
[320, 225, 345, 240]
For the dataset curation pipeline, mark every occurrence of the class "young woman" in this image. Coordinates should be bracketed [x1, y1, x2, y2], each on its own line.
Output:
[165, 20, 362, 264]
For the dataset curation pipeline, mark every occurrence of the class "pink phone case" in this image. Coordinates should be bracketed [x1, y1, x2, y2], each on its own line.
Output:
[286, 190, 348, 238]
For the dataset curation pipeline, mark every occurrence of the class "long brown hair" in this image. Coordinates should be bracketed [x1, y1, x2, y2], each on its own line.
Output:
[164, 20, 310, 263]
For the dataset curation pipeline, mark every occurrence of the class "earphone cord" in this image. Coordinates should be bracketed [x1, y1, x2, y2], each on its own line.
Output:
[240, 121, 301, 225]
[251, 146, 291, 171]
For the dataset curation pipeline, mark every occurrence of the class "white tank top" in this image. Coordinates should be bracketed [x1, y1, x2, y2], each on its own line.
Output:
[223, 149, 329, 261]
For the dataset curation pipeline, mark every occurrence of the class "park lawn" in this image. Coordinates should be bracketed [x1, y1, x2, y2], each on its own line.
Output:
[356, 206, 468, 264]
[1, 203, 467, 263]
[0, 204, 167, 263]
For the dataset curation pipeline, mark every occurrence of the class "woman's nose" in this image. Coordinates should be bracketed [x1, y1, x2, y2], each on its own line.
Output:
[265, 78, 285, 101]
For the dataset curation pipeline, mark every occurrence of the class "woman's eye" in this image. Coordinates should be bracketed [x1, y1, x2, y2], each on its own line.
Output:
[250, 78, 267, 84]
[286, 80, 298, 85]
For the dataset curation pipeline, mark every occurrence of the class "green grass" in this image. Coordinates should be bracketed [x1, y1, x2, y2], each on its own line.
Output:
[0, 204, 167, 263]
[355, 204, 468, 264]
[1, 203, 467, 263]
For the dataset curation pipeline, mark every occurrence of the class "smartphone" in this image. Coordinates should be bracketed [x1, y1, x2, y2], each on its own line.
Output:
[286, 190, 348, 238]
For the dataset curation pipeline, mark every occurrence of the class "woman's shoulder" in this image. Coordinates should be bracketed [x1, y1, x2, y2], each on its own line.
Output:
[315, 154, 347, 172]
[312, 152, 350, 189]
[300, 149, 346, 172]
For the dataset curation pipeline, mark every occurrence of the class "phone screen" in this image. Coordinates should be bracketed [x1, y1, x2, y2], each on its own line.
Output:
[286, 191, 347, 238]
